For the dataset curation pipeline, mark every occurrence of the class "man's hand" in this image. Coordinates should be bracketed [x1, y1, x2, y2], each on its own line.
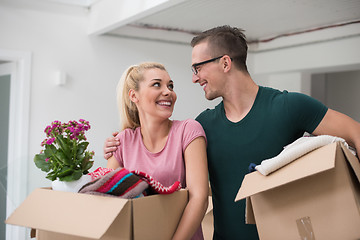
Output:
[103, 132, 120, 160]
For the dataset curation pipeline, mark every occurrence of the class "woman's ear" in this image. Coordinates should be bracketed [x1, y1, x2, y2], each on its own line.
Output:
[129, 89, 138, 103]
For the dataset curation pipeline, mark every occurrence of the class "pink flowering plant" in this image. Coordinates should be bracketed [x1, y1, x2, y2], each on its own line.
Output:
[34, 119, 94, 182]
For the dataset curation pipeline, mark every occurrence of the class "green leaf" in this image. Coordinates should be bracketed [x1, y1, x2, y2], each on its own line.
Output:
[46, 171, 57, 181]
[83, 161, 94, 172]
[46, 174, 57, 181]
[73, 170, 83, 180]
[55, 150, 71, 165]
[77, 142, 89, 156]
[60, 170, 83, 182]
[44, 144, 57, 157]
[56, 135, 71, 157]
[57, 166, 74, 178]
[72, 154, 83, 166]
[34, 154, 51, 172]
[81, 156, 89, 167]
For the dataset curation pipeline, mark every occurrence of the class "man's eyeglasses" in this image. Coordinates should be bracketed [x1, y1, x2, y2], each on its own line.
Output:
[191, 55, 224, 75]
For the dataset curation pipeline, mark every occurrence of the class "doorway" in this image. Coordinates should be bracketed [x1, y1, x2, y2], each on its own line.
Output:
[0, 49, 31, 240]
[0, 62, 11, 240]
[311, 70, 360, 122]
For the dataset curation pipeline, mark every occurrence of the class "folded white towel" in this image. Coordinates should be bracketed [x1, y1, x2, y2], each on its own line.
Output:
[255, 135, 356, 176]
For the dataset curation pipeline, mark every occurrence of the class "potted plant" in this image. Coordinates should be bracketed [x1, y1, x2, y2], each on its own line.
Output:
[34, 119, 94, 192]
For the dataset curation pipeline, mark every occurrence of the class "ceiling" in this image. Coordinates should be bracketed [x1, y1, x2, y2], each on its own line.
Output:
[3, 0, 360, 46]
[98, 0, 360, 45]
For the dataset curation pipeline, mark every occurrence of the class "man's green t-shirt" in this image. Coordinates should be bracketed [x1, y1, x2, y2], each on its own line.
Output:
[196, 86, 328, 239]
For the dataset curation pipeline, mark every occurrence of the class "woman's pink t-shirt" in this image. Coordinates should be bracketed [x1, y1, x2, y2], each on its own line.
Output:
[113, 119, 206, 240]
[113, 119, 206, 188]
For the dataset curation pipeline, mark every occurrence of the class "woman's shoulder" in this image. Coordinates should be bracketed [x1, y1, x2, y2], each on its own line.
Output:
[173, 119, 202, 129]
[115, 127, 140, 140]
[173, 118, 201, 127]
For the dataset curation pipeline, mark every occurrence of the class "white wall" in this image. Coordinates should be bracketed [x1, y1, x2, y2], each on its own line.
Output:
[249, 27, 360, 123]
[250, 21, 360, 91]
[1, 0, 360, 216]
[312, 70, 360, 122]
[0, 4, 219, 195]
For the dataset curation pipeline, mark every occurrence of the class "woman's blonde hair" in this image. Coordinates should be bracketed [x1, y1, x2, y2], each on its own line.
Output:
[117, 62, 167, 130]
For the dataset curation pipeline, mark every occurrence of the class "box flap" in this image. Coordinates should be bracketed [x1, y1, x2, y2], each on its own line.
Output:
[245, 197, 255, 224]
[341, 143, 360, 183]
[235, 142, 338, 201]
[5, 188, 130, 239]
[205, 182, 213, 215]
[205, 196, 213, 215]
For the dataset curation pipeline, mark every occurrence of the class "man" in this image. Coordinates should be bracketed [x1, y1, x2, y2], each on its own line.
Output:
[104, 26, 360, 239]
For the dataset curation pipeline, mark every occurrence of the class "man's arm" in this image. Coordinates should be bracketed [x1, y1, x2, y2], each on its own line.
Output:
[312, 108, 360, 154]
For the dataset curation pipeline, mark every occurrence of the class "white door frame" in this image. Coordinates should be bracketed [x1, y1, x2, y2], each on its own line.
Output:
[0, 49, 31, 240]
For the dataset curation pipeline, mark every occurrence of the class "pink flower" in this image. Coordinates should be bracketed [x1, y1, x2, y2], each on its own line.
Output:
[46, 138, 55, 145]
[44, 126, 51, 135]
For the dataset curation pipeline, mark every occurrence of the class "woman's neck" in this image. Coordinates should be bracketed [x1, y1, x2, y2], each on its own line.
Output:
[139, 118, 173, 153]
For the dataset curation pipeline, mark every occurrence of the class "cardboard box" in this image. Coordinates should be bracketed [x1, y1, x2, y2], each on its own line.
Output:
[6, 188, 188, 239]
[202, 196, 213, 240]
[235, 142, 360, 240]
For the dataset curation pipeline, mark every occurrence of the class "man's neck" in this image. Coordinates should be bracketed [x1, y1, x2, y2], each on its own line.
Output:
[222, 74, 259, 123]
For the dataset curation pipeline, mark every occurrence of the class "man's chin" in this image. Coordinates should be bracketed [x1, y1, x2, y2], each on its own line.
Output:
[205, 94, 218, 101]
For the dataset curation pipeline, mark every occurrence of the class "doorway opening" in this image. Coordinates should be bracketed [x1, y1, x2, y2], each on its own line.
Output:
[0, 49, 31, 240]
[0, 62, 11, 240]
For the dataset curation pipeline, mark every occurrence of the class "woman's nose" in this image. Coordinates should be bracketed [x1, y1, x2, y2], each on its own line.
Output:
[162, 86, 171, 95]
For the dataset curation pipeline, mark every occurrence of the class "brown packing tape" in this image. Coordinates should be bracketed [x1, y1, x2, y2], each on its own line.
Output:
[296, 216, 315, 240]
[30, 229, 36, 238]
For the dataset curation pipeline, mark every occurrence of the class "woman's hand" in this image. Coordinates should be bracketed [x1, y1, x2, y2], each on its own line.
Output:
[103, 131, 120, 160]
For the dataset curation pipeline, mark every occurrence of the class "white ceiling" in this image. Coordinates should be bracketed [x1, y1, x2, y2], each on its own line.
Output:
[2, 0, 360, 45]
[102, 0, 360, 45]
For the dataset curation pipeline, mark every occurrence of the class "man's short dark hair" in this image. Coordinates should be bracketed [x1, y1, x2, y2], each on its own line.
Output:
[191, 25, 248, 73]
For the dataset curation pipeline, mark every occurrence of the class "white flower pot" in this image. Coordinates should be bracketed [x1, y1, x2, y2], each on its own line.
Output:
[51, 174, 92, 192]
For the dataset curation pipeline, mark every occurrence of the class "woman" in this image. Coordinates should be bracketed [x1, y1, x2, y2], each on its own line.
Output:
[106, 62, 208, 240]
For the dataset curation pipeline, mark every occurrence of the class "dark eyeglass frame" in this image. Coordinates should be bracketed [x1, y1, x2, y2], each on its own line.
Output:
[191, 55, 224, 75]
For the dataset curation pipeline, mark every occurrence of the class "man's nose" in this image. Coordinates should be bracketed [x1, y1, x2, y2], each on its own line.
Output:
[192, 73, 199, 83]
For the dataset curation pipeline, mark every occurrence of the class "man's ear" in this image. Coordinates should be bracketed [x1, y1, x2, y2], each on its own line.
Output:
[129, 89, 138, 103]
[223, 55, 232, 73]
